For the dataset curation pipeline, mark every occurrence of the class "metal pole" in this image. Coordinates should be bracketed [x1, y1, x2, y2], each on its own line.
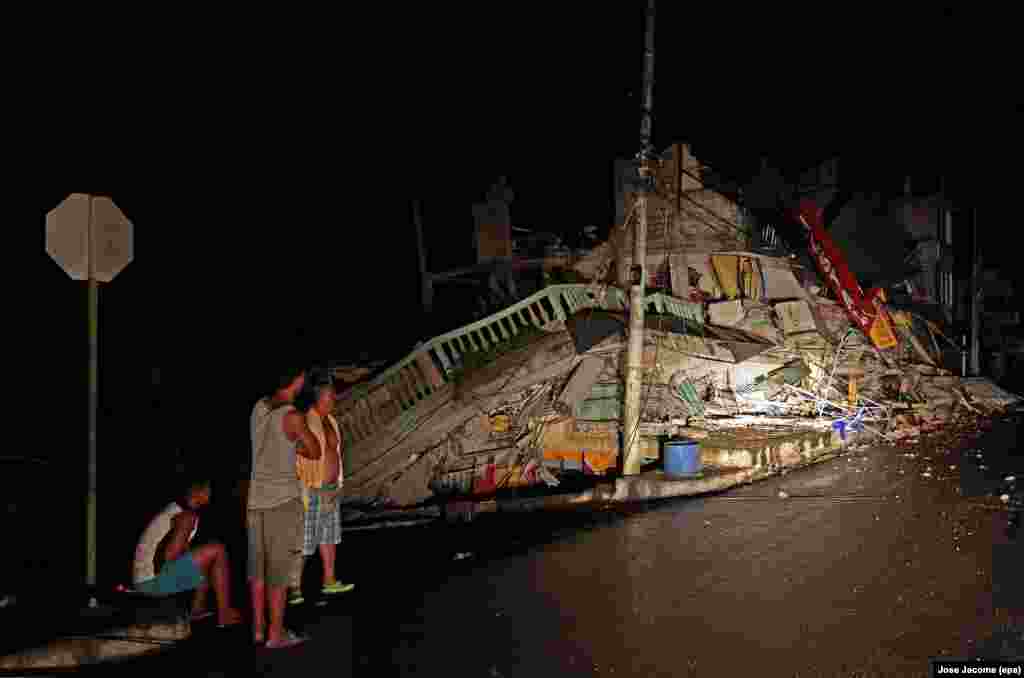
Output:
[412, 199, 433, 314]
[87, 196, 99, 608]
[622, 0, 656, 476]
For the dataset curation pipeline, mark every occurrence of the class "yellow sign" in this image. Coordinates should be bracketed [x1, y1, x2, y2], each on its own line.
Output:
[868, 313, 898, 349]
[711, 255, 740, 299]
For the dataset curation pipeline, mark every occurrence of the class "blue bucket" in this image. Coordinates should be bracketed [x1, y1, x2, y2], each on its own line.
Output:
[664, 439, 702, 477]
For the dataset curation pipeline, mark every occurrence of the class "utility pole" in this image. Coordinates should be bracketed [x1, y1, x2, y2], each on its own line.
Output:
[622, 0, 656, 476]
[412, 199, 433, 315]
[969, 206, 982, 375]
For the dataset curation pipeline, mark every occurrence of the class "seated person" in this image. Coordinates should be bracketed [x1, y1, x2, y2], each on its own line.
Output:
[132, 477, 241, 626]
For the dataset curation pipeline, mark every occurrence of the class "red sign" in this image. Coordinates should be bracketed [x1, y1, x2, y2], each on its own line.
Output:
[791, 200, 897, 349]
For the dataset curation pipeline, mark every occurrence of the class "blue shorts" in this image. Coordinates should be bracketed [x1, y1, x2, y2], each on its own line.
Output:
[136, 553, 205, 596]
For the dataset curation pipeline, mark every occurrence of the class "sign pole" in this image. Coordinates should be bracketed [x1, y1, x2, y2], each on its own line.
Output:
[45, 193, 133, 609]
[86, 196, 99, 608]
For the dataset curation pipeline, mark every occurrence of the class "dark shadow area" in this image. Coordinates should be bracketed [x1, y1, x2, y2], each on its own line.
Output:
[959, 418, 1024, 499]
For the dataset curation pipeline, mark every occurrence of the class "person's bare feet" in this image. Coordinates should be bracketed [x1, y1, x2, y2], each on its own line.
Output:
[265, 628, 309, 650]
[217, 607, 243, 627]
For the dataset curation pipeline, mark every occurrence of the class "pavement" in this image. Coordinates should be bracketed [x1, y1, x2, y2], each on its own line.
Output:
[0, 592, 190, 672]
[352, 413, 1024, 676]
[0, 580, 355, 676]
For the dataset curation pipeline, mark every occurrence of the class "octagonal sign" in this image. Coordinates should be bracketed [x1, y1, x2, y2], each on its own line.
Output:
[46, 194, 133, 282]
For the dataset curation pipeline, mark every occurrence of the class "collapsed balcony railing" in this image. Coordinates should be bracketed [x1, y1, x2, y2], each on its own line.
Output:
[332, 284, 703, 451]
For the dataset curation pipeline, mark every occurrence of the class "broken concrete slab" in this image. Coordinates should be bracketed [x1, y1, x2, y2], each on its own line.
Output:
[709, 299, 744, 326]
[961, 378, 1023, 409]
[736, 302, 782, 344]
[775, 300, 817, 335]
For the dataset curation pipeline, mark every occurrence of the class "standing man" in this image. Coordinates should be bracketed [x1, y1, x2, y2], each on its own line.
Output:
[248, 368, 322, 649]
[288, 369, 355, 606]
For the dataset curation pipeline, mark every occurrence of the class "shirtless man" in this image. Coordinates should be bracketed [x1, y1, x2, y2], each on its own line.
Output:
[132, 478, 242, 627]
[290, 369, 354, 605]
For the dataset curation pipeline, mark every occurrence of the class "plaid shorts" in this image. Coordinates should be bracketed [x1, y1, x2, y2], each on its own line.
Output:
[302, 485, 342, 556]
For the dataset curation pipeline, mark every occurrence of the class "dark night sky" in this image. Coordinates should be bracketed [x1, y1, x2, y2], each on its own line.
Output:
[8, 5, 1023, 586]
[13, 6, 1021, 476]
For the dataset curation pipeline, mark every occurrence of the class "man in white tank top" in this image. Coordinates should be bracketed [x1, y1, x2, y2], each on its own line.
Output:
[132, 478, 242, 627]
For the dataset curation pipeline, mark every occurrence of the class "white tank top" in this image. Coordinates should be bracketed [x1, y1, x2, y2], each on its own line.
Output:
[132, 502, 199, 584]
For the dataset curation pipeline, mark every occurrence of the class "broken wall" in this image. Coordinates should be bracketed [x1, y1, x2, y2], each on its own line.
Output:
[613, 143, 751, 288]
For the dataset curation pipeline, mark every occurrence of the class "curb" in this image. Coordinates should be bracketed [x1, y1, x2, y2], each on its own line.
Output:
[0, 615, 189, 671]
[493, 428, 864, 513]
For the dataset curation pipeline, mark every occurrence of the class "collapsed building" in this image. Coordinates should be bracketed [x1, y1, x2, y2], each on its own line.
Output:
[332, 144, 1022, 516]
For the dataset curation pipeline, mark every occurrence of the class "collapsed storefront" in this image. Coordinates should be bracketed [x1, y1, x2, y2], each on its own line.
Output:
[333, 144, 1021, 516]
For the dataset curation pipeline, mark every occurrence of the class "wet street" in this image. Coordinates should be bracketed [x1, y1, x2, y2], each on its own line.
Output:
[352, 417, 1024, 677]
[94, 415, 1024, 677]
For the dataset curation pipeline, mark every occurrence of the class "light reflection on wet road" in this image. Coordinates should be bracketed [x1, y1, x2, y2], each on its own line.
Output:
[352, 422, 1023, 677]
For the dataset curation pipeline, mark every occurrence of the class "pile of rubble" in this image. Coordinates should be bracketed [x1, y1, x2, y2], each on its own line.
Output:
[332, 174, 1021, 509]
[411, 225, 1021, 505]
[572, 148, 1021, 447]
[644, 252, 1022, 442]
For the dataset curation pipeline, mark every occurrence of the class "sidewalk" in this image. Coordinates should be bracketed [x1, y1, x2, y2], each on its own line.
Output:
[0, 589, 190, 672]
[0, 575, 354, 675]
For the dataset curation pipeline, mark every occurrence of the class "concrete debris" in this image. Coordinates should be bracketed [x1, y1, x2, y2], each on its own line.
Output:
[335, 193, 1021, 512]
[736, 302, 783, 344]
[708, 299, 744, 327]
[774, 300, 817, 336]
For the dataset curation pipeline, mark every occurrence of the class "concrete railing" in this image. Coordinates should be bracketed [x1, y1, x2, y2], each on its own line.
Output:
[332, 285, 702, 449]
[645, 291, 703, 324]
